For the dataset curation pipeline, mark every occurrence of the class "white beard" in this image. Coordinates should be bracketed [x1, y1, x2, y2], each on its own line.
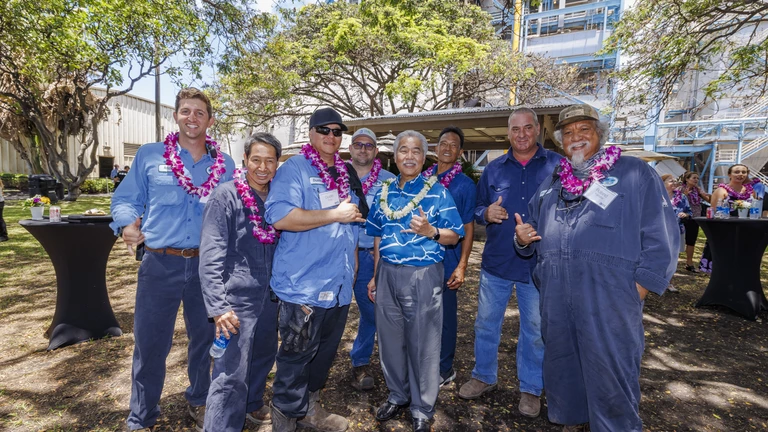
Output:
[566, 140, 591, 168]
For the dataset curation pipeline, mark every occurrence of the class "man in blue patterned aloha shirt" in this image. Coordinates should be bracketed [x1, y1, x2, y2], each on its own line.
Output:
[365, 130, 465, 432]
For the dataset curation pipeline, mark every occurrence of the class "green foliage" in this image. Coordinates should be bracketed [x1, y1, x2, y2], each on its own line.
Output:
[79, 178, 114, 194]
[604, 0, 768, 114]
[211, 0, 577, 133]
[0, 0, 267, 200]
[0, 174, 29, 191]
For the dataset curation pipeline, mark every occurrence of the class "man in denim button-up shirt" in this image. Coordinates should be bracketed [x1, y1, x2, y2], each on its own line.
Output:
[458, 108, 561, 421]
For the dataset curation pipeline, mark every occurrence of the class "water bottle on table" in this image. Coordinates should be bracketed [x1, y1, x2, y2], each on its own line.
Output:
[209, 333, 230, 358]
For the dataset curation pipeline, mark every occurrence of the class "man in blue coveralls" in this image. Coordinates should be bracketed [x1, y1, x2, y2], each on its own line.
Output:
[459, 108, 560, 420]
[514, 104, 678, 432]
[265, 107, 364, 432]
[199, 132, 282, 431]
[111, 87, 236, 431]
[430, 126, 476, 388]
[346, 127, 395, 391]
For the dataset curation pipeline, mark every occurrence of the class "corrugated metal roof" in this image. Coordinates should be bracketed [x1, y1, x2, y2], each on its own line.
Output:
[345, 103, 570, 123]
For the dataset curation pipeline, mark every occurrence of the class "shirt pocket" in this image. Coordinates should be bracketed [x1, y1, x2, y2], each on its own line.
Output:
[148, 172, 183, 206]
[583, 193, 624, 230]
[490, 182, 511, 204]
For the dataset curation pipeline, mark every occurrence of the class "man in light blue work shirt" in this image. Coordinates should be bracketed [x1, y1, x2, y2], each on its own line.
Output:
[111, 88, 235, 432]
[265, 107, 365, 432]
[346, 127, 395, 392]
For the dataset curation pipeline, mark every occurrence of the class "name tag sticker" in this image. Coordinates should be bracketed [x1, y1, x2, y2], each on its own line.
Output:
[199, 195, 210, 205]
[319, 190, 340, 209]
[158, 165, 172, 173]
[310, 177, 324, 185]
[584, 182, 617, 210]
[318, 291, 334, 302]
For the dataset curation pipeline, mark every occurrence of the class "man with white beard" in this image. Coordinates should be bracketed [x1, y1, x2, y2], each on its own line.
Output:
[513, 104, 678, 432]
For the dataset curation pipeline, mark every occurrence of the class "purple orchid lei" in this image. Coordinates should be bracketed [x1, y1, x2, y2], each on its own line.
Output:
[300, 143, 350, 199]
[362, 159, 382, 195]
[163, 132, 226, 198]
[422, 161, 463, 187]
[718, 179, 759, 200]
[558, 145, 621, 195]
[682, 185, 702, 206]
[233, 169, 278, 244]
[672, 189, 684, 207]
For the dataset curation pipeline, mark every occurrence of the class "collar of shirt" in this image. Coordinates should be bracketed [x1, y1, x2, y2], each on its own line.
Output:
[503, 143, 547, 166]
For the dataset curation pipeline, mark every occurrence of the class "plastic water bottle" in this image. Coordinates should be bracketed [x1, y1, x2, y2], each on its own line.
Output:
[750, 200, 762, 219]
[209, 334, 230, 358]
[716, 199, 729, 219]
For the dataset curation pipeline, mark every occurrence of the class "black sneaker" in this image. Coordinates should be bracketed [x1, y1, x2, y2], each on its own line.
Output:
[439, 368, 456, 387]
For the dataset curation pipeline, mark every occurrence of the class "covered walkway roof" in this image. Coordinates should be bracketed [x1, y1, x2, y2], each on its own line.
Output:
[343, 104, 569, 152]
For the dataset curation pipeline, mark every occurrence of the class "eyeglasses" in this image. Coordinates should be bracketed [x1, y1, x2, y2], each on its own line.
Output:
[556, 187, 586, 211]
[351, 142, 376, 150]
[314, 126, 344, 137]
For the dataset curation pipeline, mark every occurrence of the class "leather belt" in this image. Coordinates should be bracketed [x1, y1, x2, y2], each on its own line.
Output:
[359, 247, 374, 252]
[145, 246, 199, 258]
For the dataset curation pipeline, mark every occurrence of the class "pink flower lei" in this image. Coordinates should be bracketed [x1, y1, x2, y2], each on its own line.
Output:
[682, 185, 702, 206]
[362, 159, 382, 195]
[300, 143, 350, 198]
[233, 169, 278, 244]
[163, 132, 227, 198]
[558, 145, 622, 195]
[718, 180, 758, 201]
[672, 189, 684, 207]
[422, 161, 463, 187]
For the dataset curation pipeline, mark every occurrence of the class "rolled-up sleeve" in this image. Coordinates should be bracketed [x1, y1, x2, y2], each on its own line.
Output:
[199, 190, 233, 318]
[634, 167, 679, 295]
[110, 147, 149, 235]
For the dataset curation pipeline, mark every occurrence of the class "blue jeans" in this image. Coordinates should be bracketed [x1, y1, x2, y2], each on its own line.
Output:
[350, 249, 376, 367]
[471, 269, 543, 396]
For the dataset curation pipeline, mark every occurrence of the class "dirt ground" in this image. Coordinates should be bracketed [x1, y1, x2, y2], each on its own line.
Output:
[1, 236, 767, 431]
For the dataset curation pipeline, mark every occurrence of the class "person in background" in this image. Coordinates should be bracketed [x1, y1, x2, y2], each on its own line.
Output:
[676, 171, 710, 272]
[427, 126, 476, 389]
[346, 127, 395, 391]
[111, 163, 120, 180]
[199, 132, 282, 431]
[366, 130, 465, 432]
[0, 178, 7, 242]
[110, 87, 236, 432]
[662, 174, 692, 293]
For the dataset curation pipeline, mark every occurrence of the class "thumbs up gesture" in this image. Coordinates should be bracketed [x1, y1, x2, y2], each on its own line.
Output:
[334, 196, 366, 223]
[484, 196, 509, 224]
[514, 213, 540, 246]
[123, 217, 145, 254]
[401, 206, 436, 238]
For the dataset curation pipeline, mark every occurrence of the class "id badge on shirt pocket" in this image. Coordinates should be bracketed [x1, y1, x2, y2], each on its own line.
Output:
[319, 190, 340, 209]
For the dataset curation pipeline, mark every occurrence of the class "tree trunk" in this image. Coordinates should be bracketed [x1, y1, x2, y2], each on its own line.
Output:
[64, 185, 80, 201]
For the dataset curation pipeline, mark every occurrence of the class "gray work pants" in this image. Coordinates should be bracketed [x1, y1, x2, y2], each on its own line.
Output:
[375, 260, 443, 420]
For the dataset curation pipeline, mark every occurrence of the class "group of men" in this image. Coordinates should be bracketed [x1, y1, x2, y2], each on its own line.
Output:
[111, 86, 678, 432]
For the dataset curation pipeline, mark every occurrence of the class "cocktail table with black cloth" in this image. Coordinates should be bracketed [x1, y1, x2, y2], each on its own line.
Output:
[694, 217, 768, 320]
[19, 216, 122, 350]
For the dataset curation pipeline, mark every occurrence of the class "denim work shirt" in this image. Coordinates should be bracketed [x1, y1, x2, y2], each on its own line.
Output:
[517, 155, 679, 296]
[441, 171, 477, 278]
[366, 175, 465, 266]
[358, 168, 396, 249]
[199, 181, 278, 318]
[265, 155, 359, 308]
[474, 144, 562, 282]
[110, 142, 236, 248]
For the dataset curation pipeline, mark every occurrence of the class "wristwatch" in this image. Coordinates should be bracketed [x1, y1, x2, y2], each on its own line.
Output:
[431, 227, 441, 241]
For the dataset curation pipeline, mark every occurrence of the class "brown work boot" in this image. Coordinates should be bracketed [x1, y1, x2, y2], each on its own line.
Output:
[187, 403, 205, 432]
[563, 424, 589, 431]
[351, 365, 374, 391]
[298, 390, 349, 431]
[247, 404, 272, 425]
[271, 402, 297, 432]
[458, 378, 497, 400]
[518, 392, 541, 418]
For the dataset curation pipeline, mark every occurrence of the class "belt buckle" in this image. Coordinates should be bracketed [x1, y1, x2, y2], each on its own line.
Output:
[181, 248, 195, 259]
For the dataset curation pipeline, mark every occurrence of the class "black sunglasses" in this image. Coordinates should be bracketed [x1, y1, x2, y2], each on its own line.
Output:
[351, 141, 376, 150]
[314, 126, 344, 137]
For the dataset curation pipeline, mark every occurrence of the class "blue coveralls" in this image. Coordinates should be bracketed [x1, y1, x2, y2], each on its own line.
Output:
[517, 156, 678, 431]
[199, 181, 278, 432]
[110, 142, 235, 430]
